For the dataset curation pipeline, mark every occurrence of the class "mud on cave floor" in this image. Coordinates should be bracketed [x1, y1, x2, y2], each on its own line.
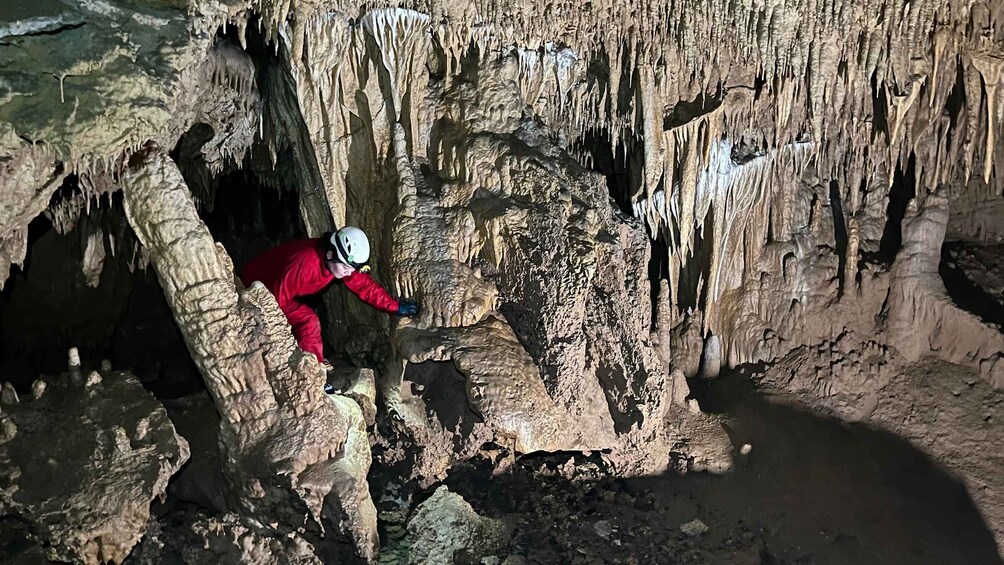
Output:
[371, 369, 1001, 565]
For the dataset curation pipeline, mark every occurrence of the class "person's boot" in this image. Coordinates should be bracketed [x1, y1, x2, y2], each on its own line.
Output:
[324, 371, 351, 396]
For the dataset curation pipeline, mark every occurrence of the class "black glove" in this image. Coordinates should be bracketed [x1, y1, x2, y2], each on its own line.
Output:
[397, 299, 420, 317]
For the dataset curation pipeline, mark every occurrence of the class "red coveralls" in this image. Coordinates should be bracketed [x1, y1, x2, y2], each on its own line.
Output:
[240, 238, 399, 362]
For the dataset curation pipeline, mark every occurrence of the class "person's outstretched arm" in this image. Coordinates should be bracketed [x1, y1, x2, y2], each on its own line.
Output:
[343, 271, 401, 313]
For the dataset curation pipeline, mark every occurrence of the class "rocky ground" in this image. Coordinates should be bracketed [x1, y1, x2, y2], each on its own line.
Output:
[2, 241, 1002, 564]
[369, 366, 1002, 565]
[3, 350, 999, 565]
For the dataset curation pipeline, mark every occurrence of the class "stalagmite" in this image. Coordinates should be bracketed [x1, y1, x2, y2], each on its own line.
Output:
[886, 190, 1004, 389]
[844, 216, 860, 293]
[68, 347, 83, 387]
[121, 143, 379, 561]
[394, 317, 605, 454]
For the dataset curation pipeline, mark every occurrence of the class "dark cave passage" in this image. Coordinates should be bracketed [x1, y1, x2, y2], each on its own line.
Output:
[402, 360, 482, 442]
[197, 167, 307, 272]
[0, 182, 199, 398]
[877, 155, 917, 264]
[939, 242, 1004, 328]
[0, 109, 314, 401]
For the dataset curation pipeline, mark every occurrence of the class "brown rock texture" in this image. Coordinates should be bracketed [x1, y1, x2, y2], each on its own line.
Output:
[121, 144, 378, 560]
[758, 346, 1004, 554]
[0, 367, 189, 564]
[2, 0, 1004, 559]
[405, 486, 512, 565]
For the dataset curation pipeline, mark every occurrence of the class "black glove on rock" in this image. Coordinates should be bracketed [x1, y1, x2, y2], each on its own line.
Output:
[397, 299, 420, 317]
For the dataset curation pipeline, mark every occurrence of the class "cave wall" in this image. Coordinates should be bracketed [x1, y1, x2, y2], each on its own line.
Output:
[2, 0, 1004, 560]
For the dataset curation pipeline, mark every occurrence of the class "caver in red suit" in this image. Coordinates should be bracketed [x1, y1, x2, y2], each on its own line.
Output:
[240, 227, 419, 364]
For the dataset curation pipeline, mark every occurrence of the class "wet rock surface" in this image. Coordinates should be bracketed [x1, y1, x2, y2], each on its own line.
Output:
[0, 368, 189, 564]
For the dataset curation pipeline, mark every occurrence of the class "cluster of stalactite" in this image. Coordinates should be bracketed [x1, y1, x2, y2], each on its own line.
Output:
[9, 0, 1001, 302]
[206, 0, 1004, 335]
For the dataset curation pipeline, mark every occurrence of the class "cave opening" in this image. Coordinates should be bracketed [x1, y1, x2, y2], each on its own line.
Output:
[404, 360, 483, 444]
[575, 126, 639, 217]
[939, 243, 1004, 327]
[189, 162, 307, 276]
[877, 154, 917, 263]
[0, 177, 200, 399]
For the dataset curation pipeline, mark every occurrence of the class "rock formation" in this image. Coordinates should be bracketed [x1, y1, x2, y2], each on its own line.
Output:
[404, 486, 512, 565]
[121, 144, 379, 560]
[1, 0, 1003, 560]
[0, 360, 189, 564]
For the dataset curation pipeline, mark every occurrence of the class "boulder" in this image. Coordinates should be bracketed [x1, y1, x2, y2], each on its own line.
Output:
[406, 486, 512, 565]
[0, 368, 189, 564]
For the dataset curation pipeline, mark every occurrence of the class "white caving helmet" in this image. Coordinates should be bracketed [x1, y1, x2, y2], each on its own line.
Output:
[330, 226, 371, 269]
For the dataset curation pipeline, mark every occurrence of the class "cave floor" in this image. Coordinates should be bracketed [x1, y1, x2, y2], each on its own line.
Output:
[375, 370, 1002, 565]
[4, 358, 999, 564]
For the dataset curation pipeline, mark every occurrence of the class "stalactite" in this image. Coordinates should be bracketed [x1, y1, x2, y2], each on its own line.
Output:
[81, 226, 106, 288]
[677, 124, 700, 261]
[887, 78, 926, 153]
[518, 48, 544, 106]
[284, 8, 352, 227]
[973, 53, 1004, 184]
[639, 65, 664, 224]
[361, 8, 432, 157]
